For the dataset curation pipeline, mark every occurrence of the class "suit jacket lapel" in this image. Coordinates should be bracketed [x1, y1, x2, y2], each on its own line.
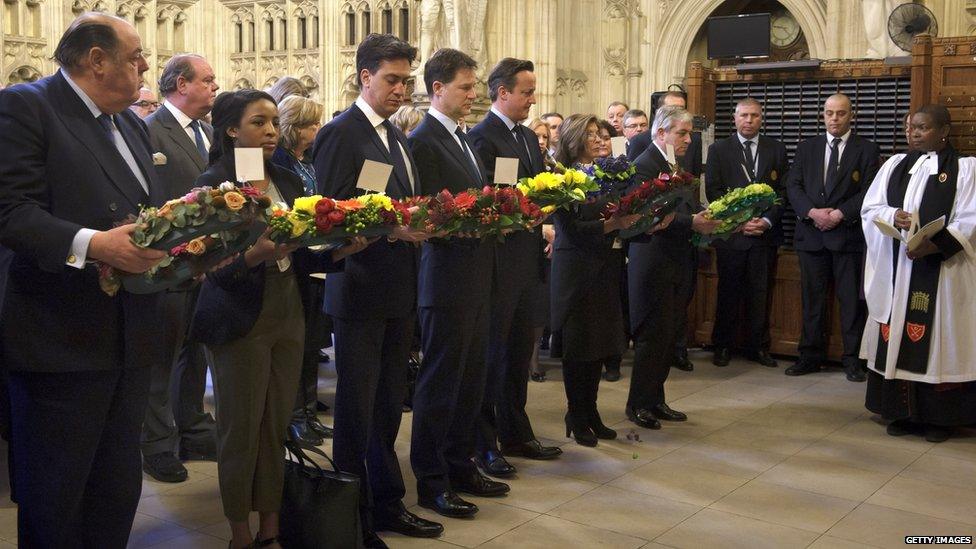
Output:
[115, 114, 160, 202]
[427, 114, 483, 185]
[51, 74, 148, 209]
[350, 105, 411, 196]
[158, 107, 208, 172]
[487, 112, 530, 174]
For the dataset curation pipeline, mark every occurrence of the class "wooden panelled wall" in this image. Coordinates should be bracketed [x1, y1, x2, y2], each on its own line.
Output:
[684, 34, 976, 361]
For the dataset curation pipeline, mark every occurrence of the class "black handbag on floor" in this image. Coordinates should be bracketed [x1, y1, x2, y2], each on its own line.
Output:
[280, 441, 363, 549]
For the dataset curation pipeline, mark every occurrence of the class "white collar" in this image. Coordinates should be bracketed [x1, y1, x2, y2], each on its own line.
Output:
[429, 106, 459, 135]
[61, 70, 103, 119]
[825, 129, 852, 145]
[737, 132, 759, 145]
[163, 100, 197, 128]
[355, 96, 387, 129]
[490, 106, 518, 131]
[653, 141, 669, 162]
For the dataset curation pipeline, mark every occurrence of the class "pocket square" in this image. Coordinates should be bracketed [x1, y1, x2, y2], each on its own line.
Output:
[152, 152, 167, 165]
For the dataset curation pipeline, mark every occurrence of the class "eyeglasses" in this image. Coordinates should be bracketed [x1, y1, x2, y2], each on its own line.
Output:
[624, 123, 648, 130]
[132, 100, 160, 109]
[585, 132, 606, 141]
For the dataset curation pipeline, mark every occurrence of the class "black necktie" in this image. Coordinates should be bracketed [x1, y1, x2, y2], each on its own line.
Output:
[381, 120, 411, 195]
[454, 127, 482, 184]
[189, 120, 208, 160]
[825, 137, 842, 191]
[742, 140, 756, 181]
[97, 114, 116, 142]
[512, 126, 532, 170]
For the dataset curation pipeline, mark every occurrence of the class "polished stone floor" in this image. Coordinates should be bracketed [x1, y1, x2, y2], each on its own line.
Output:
[1, 349, 975, 548]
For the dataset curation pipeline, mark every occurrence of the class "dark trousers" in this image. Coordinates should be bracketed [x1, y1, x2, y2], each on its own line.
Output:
[711, 246, 774, 351]
[293, 282, 329, 422]
[673, 249, 699, 357]
[477, 280, 540, 453]
[143, 288, 215, 456]
[797, 249, 866, 365]
[9, 367, 150, 548]
[331, 316, 412, 526]
[412, 303, 489, 496]
[628, 254, 692, 410]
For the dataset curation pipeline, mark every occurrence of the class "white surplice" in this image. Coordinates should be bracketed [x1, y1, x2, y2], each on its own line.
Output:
[860, 153, 976, 384]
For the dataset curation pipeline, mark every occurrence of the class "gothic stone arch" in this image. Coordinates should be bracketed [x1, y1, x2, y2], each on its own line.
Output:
[650, 0, 827, 90]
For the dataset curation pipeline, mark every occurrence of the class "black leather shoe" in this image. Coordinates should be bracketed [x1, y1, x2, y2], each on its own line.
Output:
[626, 407, 662, 430]
[886, 419, 917, 437]
[651, 403, 687, 422]
[362, 531, 389, 549]
[317, 348, 332, 363]
[500, 439, 562, 460]
[785, 359, 820, 376]
[672, 355, 694, 371]
[713, 348, 731, 367]
[452, 472, 510, 497]
[475, 451, 516, 478]
[924, 425, 952, 443]
[844, 362, 867, 382]
[143, 451, 188, 483]
[288, 421, 323, 447]
[179, 440, 217, 461]
[375, 508, 443, 538]
[530, 371, 547, 382]
[418, 491, 478, 518]
[752, 351, 778, 368]
[307, 416, 334, 438]
[602, 366, 621, 382]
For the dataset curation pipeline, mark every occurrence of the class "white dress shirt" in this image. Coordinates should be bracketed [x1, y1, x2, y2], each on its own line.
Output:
[823, 129, 851, 185]
[164, 100, 210, 151]
[355, 96, 415, 194]
[62, 71, 149, 268]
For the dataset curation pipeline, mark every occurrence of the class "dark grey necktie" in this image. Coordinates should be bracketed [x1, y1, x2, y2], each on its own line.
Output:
[189, 120, 208, 160]
[455, 127, 482, 184]
[825, 137, 842, 190]
[742, 139, 756, 181]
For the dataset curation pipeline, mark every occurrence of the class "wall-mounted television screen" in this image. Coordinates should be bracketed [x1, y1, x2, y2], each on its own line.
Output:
[707, 13, 771, 59]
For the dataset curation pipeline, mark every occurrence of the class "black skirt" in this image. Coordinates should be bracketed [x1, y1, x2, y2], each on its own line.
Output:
[865, 370, 976, 427]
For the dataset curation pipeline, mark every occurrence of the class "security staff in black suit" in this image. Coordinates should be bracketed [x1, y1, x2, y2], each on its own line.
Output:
[627, 91, 702, 373]
[468, 58, 562, 477]
[785, 93, 880, 382]
[312, 34, 443, 547]
[407, 48, 510, 519]
[706, 97, 788, 369]
[142, 53, 220, 483]
[627, 107, 720, 430]
[0, 14, 170, 546]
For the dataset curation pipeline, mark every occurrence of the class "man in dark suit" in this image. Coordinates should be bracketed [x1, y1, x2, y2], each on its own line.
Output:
[142, 53, 219, 483]
[0, 13, 169, 546]
[468, 58, 562, 477]
[628, 90, 702, 373]
[627, 106, 719, 430]
[312, 34, 442, 548]
[785, 93, 880, 382]
[706, 97, 788, 369]
[407, 48, 510, 519]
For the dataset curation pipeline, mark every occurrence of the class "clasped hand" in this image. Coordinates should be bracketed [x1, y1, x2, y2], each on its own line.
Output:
[808, 208, 843, 231]
[691, 211, 722, 235]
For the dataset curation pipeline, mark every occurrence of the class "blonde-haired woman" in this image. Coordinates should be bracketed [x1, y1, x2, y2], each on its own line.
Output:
[389, 105, 424, 136]
[527, 118, 557, 171]
[270, 95, 335, 448]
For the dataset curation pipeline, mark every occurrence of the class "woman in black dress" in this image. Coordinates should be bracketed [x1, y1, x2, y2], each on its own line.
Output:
[549, 114, 640, 446]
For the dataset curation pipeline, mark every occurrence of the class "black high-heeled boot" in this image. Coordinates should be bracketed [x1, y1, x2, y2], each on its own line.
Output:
[588, 409, 617, 440]
[564, 411, 598, 447]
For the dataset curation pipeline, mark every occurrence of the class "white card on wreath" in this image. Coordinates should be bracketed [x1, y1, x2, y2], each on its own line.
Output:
[356, 159, 393, 193]
[494, 157, 520, 185]
[235, 148, 265, 182]
[611, 136, 628, 158]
